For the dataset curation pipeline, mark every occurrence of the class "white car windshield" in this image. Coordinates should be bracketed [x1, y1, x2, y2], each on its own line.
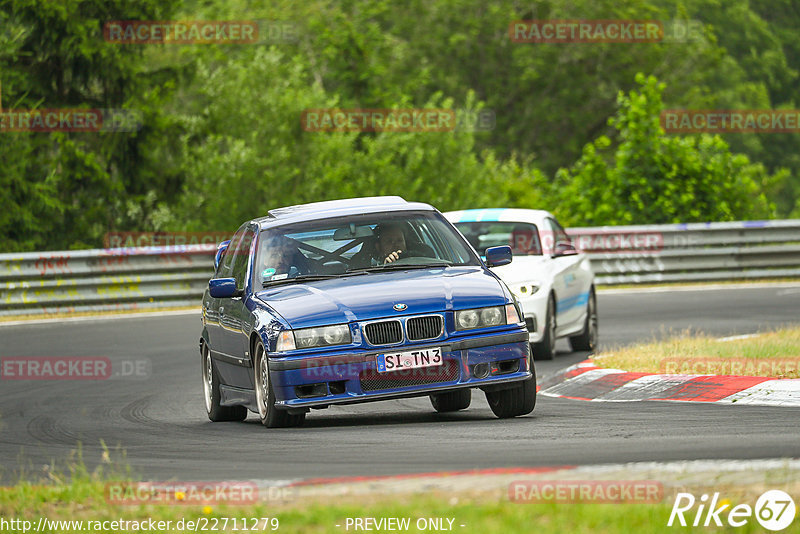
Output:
[454, 222, 543, 256]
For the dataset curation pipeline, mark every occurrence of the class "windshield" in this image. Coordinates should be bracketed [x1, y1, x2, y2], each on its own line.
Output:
[256, 211, 481, 287]
[454, 221, 543, 256]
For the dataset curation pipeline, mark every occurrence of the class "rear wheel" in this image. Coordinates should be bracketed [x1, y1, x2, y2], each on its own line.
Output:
[202, 343, 247, 422]
[569, 287, 598, 352]
[254, 342, 305, 428]
[430, 389, 471, 413]
[485, 357, 536, 418]
[533, 296, 556, 360]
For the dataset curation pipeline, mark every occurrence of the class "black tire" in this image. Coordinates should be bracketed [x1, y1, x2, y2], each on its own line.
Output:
[254, 342, 305, 428]
[430, 389, 472, 413]
[485, 359, 537, 419]
[569, 287, 598, 352]
[533, 295, 556, 360]
[202, 343, 247, 422]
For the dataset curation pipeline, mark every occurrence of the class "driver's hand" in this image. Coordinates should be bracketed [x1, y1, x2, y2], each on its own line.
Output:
[383, 250, 403, 264]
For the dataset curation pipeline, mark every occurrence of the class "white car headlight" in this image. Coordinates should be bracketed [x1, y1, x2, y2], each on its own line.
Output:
[455, 306, 506, 330]
[517, 284, 541, 296]
[277, 325, 351, 351]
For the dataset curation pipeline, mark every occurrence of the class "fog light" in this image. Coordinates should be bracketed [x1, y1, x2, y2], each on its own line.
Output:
[473, 362, 490, 379]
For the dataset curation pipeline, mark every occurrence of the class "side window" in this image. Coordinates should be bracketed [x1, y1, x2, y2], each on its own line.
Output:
[231, 228, 255, 291]
[218, 229, 245, 278]
[546, 218, 571, 254]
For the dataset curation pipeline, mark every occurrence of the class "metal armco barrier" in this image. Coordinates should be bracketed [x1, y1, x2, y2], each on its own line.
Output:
[1, 219, 799, 316]
[0, 245, 215, 316]
[567, 219, 800, 285]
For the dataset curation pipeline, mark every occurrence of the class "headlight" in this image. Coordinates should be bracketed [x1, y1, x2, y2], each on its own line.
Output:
[517, 284, 540, 296]
[456, 306, 506, 330]
[277, 324, 351, 351]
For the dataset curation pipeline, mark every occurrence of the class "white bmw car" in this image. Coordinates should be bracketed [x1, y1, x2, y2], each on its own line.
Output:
[445, 209, 597, 360]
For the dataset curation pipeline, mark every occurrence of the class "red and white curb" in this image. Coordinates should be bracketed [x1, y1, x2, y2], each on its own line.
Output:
[538, 360, 800, 406]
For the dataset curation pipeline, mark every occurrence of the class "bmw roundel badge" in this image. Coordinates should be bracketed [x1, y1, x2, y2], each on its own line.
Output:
[393, 303, 408, 311]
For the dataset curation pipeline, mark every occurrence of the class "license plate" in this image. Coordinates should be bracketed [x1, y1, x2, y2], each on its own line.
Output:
[377, 347, 442, 373]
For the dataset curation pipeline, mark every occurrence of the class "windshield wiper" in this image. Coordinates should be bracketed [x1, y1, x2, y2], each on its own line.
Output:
[347, 262, 451, 273]
[262, 271, 368, 288]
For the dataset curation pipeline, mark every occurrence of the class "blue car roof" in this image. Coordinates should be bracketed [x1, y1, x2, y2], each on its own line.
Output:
[253, 196, 437, 229]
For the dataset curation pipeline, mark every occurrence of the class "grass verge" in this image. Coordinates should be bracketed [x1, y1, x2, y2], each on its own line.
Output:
[593, 326, 800, 378]
[4, 480, 797, 533]
[3, 451, 799, 533]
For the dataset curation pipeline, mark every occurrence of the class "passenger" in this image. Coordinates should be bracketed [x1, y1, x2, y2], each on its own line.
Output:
[261, 237, 306, 282]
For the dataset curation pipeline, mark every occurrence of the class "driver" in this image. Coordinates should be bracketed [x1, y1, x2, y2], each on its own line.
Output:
[351, 222, 408, 267]
[374, 223, 407, 264]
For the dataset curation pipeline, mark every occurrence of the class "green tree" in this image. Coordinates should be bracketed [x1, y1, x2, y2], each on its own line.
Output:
[555, 74, 777, 225]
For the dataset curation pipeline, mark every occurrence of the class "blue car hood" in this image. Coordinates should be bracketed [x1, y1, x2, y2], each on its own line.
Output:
[255, 267, 506, 328]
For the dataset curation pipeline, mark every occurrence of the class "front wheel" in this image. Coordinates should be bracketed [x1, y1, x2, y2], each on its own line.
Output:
[430, 389, 471, 413]
[569, 287, 598, 352]
[202, 343, 247, 422]
[485, 365, 536, 419]
[254, 342, 305, 428]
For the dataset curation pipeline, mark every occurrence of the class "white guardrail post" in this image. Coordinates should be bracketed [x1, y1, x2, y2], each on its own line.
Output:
[1, 219, 799, 316]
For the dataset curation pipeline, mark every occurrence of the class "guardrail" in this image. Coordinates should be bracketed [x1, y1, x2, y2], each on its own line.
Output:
[1, 219, 799, 316]
[568, 219, 800, 285]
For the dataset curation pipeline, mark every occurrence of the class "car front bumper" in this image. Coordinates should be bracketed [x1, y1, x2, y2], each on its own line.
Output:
[514, 290, 549, 343]
[267, 330, 531, 409]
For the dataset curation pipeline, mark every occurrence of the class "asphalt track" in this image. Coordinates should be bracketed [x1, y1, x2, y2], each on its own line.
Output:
[0, 284, 799, 483]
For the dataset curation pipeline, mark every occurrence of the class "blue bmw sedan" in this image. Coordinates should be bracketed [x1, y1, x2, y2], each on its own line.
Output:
[200, 196, 535, 427]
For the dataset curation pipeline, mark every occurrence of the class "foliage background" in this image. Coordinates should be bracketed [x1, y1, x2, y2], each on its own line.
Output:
[1, 0, 798, 251]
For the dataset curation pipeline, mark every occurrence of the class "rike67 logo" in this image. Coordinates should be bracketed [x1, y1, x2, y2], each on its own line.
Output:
[669, 490, 796, 531]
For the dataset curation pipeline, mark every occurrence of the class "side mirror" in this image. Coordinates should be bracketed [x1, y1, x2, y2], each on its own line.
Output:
[214, 240, 231, 271]
[209, 278, 241, 298]
[553, 241, 578, 257]
[485, 245, 512, 267]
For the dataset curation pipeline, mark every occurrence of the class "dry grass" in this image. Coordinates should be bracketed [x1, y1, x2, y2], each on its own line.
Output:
[593, 327, 800, 378]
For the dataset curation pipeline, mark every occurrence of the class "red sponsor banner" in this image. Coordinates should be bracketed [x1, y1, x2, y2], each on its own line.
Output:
[509, 20, 663, 43]
[1, 357, 112, 380]
[662, 358, 800, 377]
[0, 109, 141, 132]
[509, 480, 664, 503]
[105, 481, 258, 505]
[104, 231, 230, 249]
[661, 110, 800, 133]
[104, 21, 259, 44]
[302, 109, 458, 132]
